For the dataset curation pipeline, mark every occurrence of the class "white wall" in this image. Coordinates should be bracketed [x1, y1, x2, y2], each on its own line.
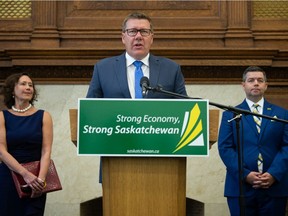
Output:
[36, 83, 245, 216]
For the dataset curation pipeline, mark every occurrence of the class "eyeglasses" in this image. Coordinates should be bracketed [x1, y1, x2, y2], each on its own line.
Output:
[125, 28, 152, 37]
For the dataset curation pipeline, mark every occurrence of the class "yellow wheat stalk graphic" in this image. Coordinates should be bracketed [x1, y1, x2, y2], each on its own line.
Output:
[173, 103, 202, 153]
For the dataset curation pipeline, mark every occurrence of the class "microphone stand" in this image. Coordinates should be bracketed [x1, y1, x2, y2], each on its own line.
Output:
[145, 84, 288, 216]
[146, 85, 288, 123]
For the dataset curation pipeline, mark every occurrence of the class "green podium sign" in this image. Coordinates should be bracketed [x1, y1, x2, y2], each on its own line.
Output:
[77, 99, 209, 157]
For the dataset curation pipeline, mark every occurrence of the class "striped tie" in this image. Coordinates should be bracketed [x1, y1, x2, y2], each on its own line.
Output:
[252, 104, 261, 133]
[257, 153, 263, 173]
[252, 104, 263, 173]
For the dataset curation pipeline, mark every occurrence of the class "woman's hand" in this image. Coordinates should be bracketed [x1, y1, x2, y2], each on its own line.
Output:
[29, 178, 46, 198]
[22, 174, 46, 198]
[29, 177, 46, 191]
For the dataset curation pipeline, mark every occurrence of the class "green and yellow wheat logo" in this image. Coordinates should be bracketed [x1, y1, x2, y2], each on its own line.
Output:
[173, 103, 204, 153]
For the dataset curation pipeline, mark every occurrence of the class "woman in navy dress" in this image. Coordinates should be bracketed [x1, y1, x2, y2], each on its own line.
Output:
[0, 73, 53, 216]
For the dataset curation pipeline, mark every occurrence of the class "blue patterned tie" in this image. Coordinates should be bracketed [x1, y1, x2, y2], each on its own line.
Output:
[253, 104, 263, 172]
[252, 104, 261, 133]
[133, 61, 143, 98]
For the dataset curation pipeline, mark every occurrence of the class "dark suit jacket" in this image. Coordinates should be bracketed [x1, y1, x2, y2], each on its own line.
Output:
[86, 52, 187, 183]
[86, 52, 187, 98]
[218, 99, 288, 197]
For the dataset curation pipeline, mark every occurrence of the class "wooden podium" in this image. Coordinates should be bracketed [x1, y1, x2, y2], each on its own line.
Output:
[69, 109, 219, 216]
[102, 157, 186, 216]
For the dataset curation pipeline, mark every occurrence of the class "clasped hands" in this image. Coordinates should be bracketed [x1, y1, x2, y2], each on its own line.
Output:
[246, 171, 275, 189]
[22, 177, 46, 198]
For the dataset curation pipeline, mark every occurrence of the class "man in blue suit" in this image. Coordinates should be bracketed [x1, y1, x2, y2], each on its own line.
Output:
[218, 66, 288, 216]
[86, 12, 187, 99]
[86, 12, 187, 183]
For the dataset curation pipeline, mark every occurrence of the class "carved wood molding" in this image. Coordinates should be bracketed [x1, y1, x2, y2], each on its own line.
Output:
[1, 48, 288, 85]
[1, 64, 288, 86]
[1, 47, 286, 66]
[1, 1, 288, 86]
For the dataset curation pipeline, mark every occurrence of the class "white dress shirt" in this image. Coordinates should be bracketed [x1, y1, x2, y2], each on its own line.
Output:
[125, 52, 150, 98]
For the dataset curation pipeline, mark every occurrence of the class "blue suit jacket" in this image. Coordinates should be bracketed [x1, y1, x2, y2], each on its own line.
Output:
[86, 52, 187, 98]
[86, 52, 187, 183]
[218, 99, 288, 197]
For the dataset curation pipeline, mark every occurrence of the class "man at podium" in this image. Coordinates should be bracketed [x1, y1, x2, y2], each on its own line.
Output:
[86, 12, 187, 100]
[86, 12, 187, 183]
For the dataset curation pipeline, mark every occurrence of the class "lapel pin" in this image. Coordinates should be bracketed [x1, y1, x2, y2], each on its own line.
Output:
[271, 115, 277, 122]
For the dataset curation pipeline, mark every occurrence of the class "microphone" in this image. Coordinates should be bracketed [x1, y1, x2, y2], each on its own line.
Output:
[140, 76, 150, 97]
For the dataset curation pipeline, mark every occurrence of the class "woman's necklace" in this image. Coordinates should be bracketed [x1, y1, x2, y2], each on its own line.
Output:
[12, 103, 32, 113]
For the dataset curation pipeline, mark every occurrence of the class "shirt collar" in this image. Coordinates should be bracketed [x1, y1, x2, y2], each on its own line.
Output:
[125, 52, 150, 67]
[246, 98, 264, 109]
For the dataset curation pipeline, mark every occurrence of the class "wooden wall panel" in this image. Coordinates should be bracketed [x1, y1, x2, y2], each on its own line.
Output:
[252, 1, 288, 51]
[57, 1, 227, 49]
[0, 0, 287, 88]
[0, 0, 32, 48]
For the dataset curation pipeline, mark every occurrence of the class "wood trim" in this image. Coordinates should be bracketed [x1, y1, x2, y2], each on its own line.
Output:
[1, 1, 288, 85]
[1, 64, 288, 86]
